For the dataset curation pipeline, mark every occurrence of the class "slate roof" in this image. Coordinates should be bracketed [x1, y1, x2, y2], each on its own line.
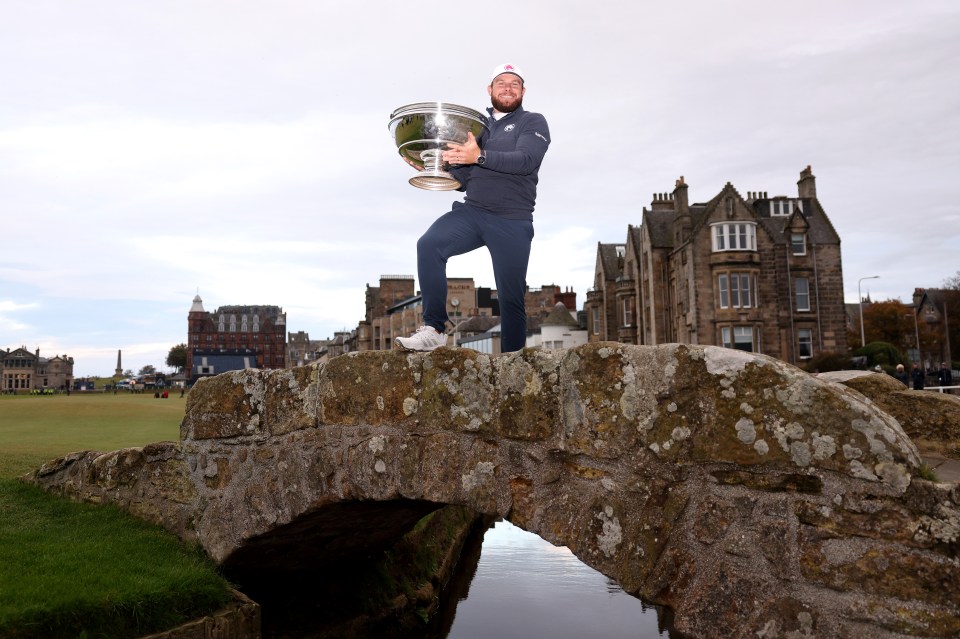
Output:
[214, 305, 285, 319]
[540, 302, 580, 328]
[642, 209, 677, 249]
[598, 243, 624, 280]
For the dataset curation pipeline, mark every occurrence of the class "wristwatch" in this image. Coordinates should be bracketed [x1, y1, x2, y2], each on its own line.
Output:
[476, 150, 487, 166]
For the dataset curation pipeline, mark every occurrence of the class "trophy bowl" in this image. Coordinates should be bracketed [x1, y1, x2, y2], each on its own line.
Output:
[389, 102, 488, 191]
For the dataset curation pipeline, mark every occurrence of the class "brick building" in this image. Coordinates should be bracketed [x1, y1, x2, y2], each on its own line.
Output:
[585, 167, 847, 365]
[1, 346, 74, 392]
[187, 295, 287, 380]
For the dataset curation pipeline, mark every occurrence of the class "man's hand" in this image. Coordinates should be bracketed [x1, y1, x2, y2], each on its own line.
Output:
[443, 132, 481, 165]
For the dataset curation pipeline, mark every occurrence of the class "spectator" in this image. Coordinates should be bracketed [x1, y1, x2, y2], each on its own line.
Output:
[938, 362, 954, 393]
[911, 363, 925, 391]
[893, 363, 909, 386]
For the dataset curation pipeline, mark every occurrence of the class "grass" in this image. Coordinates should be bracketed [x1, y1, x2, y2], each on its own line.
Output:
[0, 392, 233, 638]
[0, 393, 184, 478]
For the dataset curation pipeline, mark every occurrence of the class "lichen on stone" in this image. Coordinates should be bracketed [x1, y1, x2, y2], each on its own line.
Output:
[461, 461, 496, 492]
[848, 459, 879, 482]
[790, 441, 812, 467]
[842, 443, 863, 460]
[596, 505, 623, 558]
[810, 434, 837, 461]
[735, 418, 756, 444]
[368, 436, 386, 453]
[703, 345, 754, 375]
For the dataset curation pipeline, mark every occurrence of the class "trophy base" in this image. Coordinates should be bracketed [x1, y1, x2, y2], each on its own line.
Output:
[409, 171, 462, 191]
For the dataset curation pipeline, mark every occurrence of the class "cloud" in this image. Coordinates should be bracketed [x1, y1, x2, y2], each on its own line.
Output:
[0, 300, 38, 333]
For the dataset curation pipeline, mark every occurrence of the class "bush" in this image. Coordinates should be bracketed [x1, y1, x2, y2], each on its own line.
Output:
[857, 341, 907, 368]
[800, 352, 852, 373]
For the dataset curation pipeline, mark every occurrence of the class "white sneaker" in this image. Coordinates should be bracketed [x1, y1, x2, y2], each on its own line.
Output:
[395, 326, 447, 352]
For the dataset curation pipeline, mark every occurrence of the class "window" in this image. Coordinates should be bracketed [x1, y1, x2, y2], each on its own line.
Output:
[795, 277, 810, 311]
[791, 233, 806, 255]
[770, 199, 803, 216]
[592, 307, 601, 335]
[721, 326, 755, 352]
[717, 272, 756, 309]
[798, 329, 813, 359]
[712, 223, 757, 252]
[621, 297, 634, 327]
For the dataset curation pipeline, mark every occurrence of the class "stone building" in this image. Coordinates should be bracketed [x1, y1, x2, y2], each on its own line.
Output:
[585, 167, 847, 365]
[358, 275, 578, 353]
[357, 275, 498, 352]
[912, 287, 957, 368]
[187, 295, 287, 381]
[287, 330, 356, 366]
[1, 346, 74, 392]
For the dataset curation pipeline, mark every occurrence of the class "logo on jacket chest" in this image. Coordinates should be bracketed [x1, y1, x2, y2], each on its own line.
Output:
[504, 124, 515, 132]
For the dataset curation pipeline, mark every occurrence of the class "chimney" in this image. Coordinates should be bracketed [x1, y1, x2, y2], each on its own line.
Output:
[650, 191, 674, 211]
[673, 176, 692, 243]
[673, 176, 689, 215]
[798, 165, 816, 199]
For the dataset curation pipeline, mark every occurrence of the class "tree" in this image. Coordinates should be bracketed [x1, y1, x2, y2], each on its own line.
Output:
[862, 300, 916, 354]
[166, 343, 189, 373]
[861, 299, 938, 360]
[944, 270, 960, 290]
[138, 365, 156, 376]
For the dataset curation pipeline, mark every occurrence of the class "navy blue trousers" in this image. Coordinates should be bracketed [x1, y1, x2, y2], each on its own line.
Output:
[417, 202, 533, 352]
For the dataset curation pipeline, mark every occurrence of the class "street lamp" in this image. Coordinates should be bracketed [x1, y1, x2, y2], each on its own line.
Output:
[858, 275, 880, 348]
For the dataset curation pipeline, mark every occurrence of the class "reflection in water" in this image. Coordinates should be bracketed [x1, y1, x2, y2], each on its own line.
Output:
[249, 516, 678, 638]
[430, 520, 674, 639]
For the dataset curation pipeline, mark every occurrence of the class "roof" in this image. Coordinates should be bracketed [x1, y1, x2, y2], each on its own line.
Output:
[597, 243, 624, 280]
[213, 305, 285, 319]
[540, 302, 580, 327]
[452, 315, 501, 334]
[641, 208, 682, 249]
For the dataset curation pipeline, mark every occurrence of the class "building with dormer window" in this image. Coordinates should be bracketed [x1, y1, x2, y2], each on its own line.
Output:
[584, 166, 847, 365]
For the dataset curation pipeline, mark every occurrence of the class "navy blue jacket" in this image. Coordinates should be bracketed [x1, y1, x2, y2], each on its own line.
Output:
[450, 106, 550, 221]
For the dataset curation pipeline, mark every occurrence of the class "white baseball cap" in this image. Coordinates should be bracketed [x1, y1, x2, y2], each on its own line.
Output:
[491, 63, 525, 84]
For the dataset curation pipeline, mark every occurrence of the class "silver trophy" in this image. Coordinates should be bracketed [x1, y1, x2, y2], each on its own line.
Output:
[389, 102, 488, 191]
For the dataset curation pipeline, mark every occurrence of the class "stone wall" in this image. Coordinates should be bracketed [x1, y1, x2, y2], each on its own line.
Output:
[139, 590, 260, 639]
[28, 343, 960, 638]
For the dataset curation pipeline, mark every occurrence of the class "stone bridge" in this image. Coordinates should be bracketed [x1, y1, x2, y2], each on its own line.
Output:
[29, 343, 960, 638]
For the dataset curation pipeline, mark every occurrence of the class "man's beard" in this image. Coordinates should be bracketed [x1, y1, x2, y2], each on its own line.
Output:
[491, 94, 523, 113]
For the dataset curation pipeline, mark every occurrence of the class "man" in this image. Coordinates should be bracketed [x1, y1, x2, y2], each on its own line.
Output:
[396, 63, 551, 353]
[938, 362, 954, 391]
[911, 362, 925, 391]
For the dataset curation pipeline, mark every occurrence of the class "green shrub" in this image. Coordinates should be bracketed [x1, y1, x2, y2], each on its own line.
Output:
[800, 352, 853, 373]
[857, 341, 907, 368]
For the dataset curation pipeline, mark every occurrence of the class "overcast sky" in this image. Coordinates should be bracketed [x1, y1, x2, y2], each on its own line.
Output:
[2, 0, 958, 377]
